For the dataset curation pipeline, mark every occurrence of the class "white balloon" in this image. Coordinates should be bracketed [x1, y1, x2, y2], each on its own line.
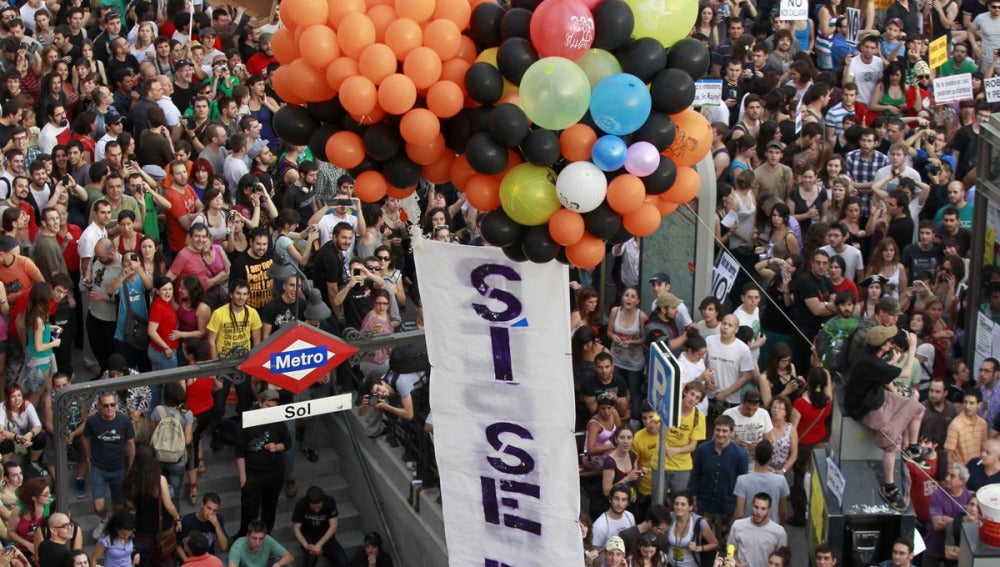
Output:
[556, 161, 607, 213]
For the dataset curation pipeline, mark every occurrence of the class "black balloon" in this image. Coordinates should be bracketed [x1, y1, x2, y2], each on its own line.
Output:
[666, 38, 711, 80]
[555, 246, 570, 265]
[443, 109, 475, 153]
[465, 62, 504, 105]
[592, 0, 634, 51]
[584, 203, 622, 240]
[339, 114, 368, 135]
[522, 226, 559, 263]
[501, 8, 533, 40]
[481, 209, 523, 247]
[634, 112, 676, 152]
[608, 223, 632, 245]
[363, 123, 402, 162]
[272, 106, 318, 146]
[489, 103, 529, 147]
[650, 69, 695, 115]
[641, 156, 677, 195]
[512, 0, 543, 9]
[620, 38, 667, 83]
[522, 128, 561, 167]
[383, 153, 421, 189]
[503, 241, 529, 262]
[308, 124, 338, 161]
[466, 131, 509, 175]
[306, 98, 345, 124]
[471, 106, 494, 132]
[469, 2, 505, 48]
[348, 157, 377, 177]
[497, 37, 539, 85]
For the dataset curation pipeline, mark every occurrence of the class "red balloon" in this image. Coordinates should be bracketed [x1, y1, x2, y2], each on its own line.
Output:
[529, 0, 594, 61]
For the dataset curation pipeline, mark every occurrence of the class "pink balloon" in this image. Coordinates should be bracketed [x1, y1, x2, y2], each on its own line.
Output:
[624, 142, 660, 177]
[529, 0, 594, 61]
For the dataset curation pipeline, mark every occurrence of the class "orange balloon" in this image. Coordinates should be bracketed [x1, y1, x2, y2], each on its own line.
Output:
[326, 57, 360, 93]
[566, 233, 605, 270]
[468, 0, 494, 8]
[338, 12, 376, 58]
[440, 58, 470, 85]
[355, 170, 389, 202]
[402, 46, 442, 90]
[606, 174, 645, 215]
[663, 109, 713, 168]
[284, 0, 329, 27]
[270, 66, 305, 105]
[384, 18, 422, 60]
[349, 105, 387, 124]
[655, 196, 679, 216]
[290, 59, 335, 102]
[399, 108, 439, 145]
[426, 80, 463, 118]
[559, 124, 597, 162]
[339, 75, 377, 115]
[661, 166, 700, 204]
[395, 0, 433, 23]
[502, 150, 522, 176]
[378, 73, 417, 114]
[448, 155, 476, 190]
[366, 4, 397, 42]
[422, 20, 461, 60]
[405, 133, 446, 165]
[325, 131, 365, 169]
[623, 204, 661, 237]
[299, 25, 340, 70]
[455, 35, 477, 64]
[387, 185, 417, 198]
[433, 0, 471, 28]
[329, 0, 366, 27]
[464, 174, 502, 211]
[366, 0, 392, 8]
[270, 27, 300, 64]
[358, 43, 397, 84]
[548, 208, 585, 246]
[422, 152, 455, 184]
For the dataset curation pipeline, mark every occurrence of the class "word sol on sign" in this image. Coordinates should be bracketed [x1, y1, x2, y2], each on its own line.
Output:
[780, 0, 808, 20]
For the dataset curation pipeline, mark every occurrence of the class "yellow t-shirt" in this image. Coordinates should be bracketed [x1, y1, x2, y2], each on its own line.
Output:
[651, 408, 706, 473]
[207, 305, 262, 355]
[634, 426, 661, 496]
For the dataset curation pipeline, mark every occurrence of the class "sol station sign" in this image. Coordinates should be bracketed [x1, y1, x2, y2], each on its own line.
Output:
[239, 322, 358, 394]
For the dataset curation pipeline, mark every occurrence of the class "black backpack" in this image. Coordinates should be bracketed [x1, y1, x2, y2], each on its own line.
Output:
[389, 342, 431, 375]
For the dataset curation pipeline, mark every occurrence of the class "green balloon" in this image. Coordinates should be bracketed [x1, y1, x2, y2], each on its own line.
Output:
[519, 57, 591, 131]
[576, 49, 623, 91]
[624, 0, 698, 48]
[499, 163, 561, 226]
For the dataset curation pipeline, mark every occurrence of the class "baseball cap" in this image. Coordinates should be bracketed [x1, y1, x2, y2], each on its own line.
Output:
[605, 536, 626, 553]
[247, 139, 269, 159]
[142, 164, 167, 180]
[766, 139, 784, 149]
[876, 297, 902, 316]
[259, 388, 280, 402]
[742, 389, 762, 404]
[259, 32, 273, 43]
[105, 107, 124, 125]
[656, 292, 682, 308]
[174, 59, 193, 70]
[866, 325, 899, 347]
[212, 54, 227, 65]
[108, 354, 129, 374]
[200, 26, 217, 37]
[0, 235, 18, 252]
[887, 17, 904, 28]
[649, 272, 671, 284]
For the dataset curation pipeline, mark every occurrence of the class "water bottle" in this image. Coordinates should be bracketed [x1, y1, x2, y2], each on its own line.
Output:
[721, 3, 731, 18]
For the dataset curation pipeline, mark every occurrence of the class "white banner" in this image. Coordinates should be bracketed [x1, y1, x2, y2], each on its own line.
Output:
[986, 77, 1000, 103]
[694, 79, 723, 107]
[933, 73, 973, 105]
[414, 241, 583, 567]
[780, 0, 808, 20]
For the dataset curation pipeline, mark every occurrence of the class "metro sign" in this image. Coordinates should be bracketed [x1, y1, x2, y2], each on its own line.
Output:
[239, 322, 358, 394]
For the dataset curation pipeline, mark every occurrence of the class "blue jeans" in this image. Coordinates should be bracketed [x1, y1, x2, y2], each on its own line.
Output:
[161, 459, 186, 511]
[147, 345, 177, 371]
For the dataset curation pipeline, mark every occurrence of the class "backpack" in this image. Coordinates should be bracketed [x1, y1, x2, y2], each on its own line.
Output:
[387, 368, 430, 423]
[389, 342, 431, 375]
[815, 316, 861, 373]
[692, 516, 716, 566]
[150, 406, 186, 463]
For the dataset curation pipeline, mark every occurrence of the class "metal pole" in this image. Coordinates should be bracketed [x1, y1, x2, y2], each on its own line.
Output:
[652, 425, 667, 505]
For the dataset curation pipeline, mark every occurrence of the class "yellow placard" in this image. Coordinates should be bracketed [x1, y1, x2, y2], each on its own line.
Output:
[874, 0, 893, 9]
[810, 466, 827, 545]
[929, 35, 948, 69]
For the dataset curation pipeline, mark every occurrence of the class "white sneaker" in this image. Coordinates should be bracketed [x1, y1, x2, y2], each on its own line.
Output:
[92, 519, 106, 540]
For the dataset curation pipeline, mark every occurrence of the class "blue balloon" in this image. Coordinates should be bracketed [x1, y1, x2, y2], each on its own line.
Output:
[591, 135, 628, 172]
[589, 73, 652, 135]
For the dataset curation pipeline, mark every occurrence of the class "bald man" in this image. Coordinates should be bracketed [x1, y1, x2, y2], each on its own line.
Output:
[705, 314, 756, 407]
[36, 512, 75, 566]
[967, 438, 1000, 491]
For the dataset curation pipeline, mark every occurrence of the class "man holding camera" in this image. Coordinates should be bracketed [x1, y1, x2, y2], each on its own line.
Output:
[334, 257, 383, 330]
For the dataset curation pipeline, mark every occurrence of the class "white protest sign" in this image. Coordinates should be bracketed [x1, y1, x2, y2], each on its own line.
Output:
[845, 7, 861, 46]
[987, 77, 1000, 103]
[933, 73, 973, 105]
[694, 80, 723, 107]
[712, 251, 740, 302]
[780, 0, 808, 20]
[826, 455, 846, 506]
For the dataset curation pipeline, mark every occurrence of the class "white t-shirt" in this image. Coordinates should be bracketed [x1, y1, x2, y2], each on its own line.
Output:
[848, 55, 885, 107]
[77, 223, 107, 260]
[733, 306, 761, 360]
[820, 244, 865, 282]
[318, 211, 358, 247]
[705, 335, 755, 405]
[677, 354, 709, 416]
[721, 406, 773, 447]
[591, 510, 636, 549]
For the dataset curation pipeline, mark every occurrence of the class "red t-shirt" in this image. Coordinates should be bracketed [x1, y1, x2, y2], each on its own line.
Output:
[149, 297, 178, 351]
[794, 396, 832, 445]
[186, 377, 215, 415]
[57, 223, 83, 271]
[165, 184, 198, 253]
[906, 455, 938, 522]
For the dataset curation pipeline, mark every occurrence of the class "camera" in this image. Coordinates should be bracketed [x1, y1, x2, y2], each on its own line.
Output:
[332, 198, 352, 206]
[929, 165, 941, 175]
[367, 394, 383, 407]
[253, 183, 265, 193]
[353, 267, 361, 277]
[227, 210, 235, 221]
[61, 174, 71, 186]
[185, 116, 196, 129]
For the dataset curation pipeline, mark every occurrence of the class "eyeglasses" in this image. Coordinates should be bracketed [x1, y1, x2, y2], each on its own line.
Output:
[989, 5, 1000, 8]
[101, 402, 117, 408]
[365, 265, 380, 271]
[917, 75, 930, 79]
[374, 301, 389, 306]
[376, 255, 390, 261]
[52, 523, 71, 529]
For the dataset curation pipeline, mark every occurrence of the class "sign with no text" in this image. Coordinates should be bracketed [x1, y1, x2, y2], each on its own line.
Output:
[928, 35, 948, 69]
[933, 73, 973, 105]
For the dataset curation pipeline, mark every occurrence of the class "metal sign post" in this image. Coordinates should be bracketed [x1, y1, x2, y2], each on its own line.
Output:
[648, 342, 683, 505]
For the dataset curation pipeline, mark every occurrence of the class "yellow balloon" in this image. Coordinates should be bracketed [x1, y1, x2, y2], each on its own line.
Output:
[623, 0, 698, 48]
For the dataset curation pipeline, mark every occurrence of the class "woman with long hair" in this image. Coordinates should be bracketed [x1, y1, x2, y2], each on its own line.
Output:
[756, 254, 800, 363]
[828, 255, 859, 301]
[352, 531, 394, 566]
[714, 183, 736, 253]
[866, 237, 907, 299]
[113, 210, 142, 256]
[271, 209, 318, 269]
[856, 274, 888, 318]
[6, 477, 50, 559]
[138, 235, 167, 286]
[129, 21, 157, 63]
[24, 284, 59, 406]
[585, 392, 620, 467]
[357, 204, 385, 260]
[91, 511, 137, 567]
[601, 425, 644, 499]
[822, 175, 851, 224]
[572, 287, 602, 333]
[763, 395, 799, 476]
[147, 276, 179, 372]
[767, 202, 800, 259]
[359, 289, 394, 377]
[607, 286, 647, 419]
[1, 382, 45, 472]
[667, 490, 718, 567]
[817, 154, 846, 197]
[246, 75, 279, 146]
[727, 135, 757, 183]
[189, 158, 213, 199]
[233, 174, 277, 230]
[630, 533, 666, 566]
[787, 164, 826, 235]
[421, 206, 452, 237]
[75, 40, 107, 88]
[691, 1, 719, 49]
[840, 197, 868, 248]
[170, 276, 211, 349]
[870, 61, 907, 116]
[788, 367, 833, 525]
[815, 0, 845, 70]
[149, 382, 194, 509]
[123, 444, 181, 565]
[761, 343, 801, 406]
[198, 186, 231, 245]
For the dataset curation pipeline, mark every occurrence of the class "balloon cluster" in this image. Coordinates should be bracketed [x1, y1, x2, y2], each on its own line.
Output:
[269, 0, 714, 269]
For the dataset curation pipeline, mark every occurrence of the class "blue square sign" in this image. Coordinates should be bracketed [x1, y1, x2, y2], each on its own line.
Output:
[648, 342, 684, 428]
